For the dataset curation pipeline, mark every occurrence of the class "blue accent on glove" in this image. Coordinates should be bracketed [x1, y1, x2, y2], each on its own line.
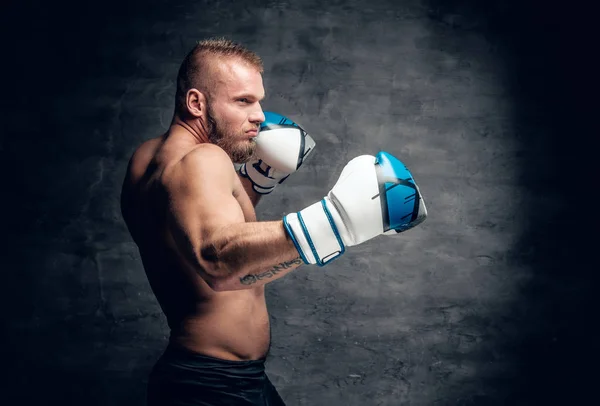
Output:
[297, 211, 319, 264]
[318, 199, 345, 265]
[283, 216, 309, 265]
[376, 151, 421, 231]
[261, 111, 300, 129]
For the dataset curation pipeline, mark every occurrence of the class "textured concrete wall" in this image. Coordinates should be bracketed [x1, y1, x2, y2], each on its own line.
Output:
[2, 0, 596, 405]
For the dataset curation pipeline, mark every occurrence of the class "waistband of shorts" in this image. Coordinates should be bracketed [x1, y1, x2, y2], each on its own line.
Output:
[162, 341, 267, 368]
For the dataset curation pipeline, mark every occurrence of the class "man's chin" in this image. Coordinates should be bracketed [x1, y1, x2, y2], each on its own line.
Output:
[228, 142, 257, 164]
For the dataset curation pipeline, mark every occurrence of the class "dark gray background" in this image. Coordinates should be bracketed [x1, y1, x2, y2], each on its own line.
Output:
[2, 0, 596, 405]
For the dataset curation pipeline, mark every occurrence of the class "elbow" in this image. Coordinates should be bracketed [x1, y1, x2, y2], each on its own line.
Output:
[198, 242, 244, 292]
[205, 277, 227, 292]
[199, 264, 229, 292]
[203, 271, 239, 292]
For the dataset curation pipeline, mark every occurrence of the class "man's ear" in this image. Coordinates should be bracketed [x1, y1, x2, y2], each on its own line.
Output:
[185, 88, 206, 118]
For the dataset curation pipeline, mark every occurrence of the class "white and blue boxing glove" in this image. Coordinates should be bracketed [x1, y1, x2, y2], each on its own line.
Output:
[239, 112, 316, 194]
[283, 151, 427, 266]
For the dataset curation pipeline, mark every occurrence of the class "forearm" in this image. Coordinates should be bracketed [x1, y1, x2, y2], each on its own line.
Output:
[201, 221, 303, 291]
[229, 256, 303, 290]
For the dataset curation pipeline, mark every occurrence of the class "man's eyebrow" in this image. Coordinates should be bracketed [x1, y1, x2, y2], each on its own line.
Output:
[234, 93, 266, 101]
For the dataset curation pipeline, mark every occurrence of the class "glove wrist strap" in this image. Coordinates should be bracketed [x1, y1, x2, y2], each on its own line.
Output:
[239, 162, 290, 194]
[283, 198, 346, 266]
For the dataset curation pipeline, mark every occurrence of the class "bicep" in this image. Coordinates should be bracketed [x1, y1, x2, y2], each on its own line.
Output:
[165, 149, 245, 275]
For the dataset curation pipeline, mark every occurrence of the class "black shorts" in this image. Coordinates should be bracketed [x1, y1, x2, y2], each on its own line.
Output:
[147, 344, 286, 406]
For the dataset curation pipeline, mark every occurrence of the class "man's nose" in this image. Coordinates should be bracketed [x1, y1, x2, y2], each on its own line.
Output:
[249, 106, 265, 125]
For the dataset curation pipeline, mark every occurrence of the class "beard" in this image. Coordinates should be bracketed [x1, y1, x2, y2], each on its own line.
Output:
[205, 104, 257, 164]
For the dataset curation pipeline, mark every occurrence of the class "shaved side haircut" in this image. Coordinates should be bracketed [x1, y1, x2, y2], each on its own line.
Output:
[175, 38, 264, 115]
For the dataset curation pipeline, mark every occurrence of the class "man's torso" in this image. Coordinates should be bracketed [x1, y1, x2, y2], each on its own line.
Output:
[121, 133, 271, 361]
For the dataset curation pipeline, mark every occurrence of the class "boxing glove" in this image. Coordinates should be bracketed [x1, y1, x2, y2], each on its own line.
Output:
[239, 111, 316, 194]
[283, 151, 427, 266]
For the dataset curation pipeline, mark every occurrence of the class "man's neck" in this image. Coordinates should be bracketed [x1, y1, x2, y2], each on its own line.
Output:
[170, 115, 210, 144]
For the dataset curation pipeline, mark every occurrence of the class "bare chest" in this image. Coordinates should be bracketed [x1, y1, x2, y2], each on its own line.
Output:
[232, 175, 257, 222]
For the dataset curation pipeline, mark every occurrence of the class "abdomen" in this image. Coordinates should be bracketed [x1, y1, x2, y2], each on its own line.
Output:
[167, 288, 271, 361]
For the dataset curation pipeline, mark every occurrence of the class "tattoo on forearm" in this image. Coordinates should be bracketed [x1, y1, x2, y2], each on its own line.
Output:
[240, 258, 303, 285]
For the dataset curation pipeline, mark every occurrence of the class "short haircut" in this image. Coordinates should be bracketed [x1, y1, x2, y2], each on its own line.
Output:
[174, 38, 263, 114]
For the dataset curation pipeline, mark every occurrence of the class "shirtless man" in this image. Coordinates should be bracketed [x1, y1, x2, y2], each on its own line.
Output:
[120, 38, 427, 406]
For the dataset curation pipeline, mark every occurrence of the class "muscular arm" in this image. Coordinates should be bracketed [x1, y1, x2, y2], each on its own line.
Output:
[165, 145, 303, 291]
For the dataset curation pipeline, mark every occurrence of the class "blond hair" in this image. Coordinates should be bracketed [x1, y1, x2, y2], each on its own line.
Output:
[174, 38, 263, 113]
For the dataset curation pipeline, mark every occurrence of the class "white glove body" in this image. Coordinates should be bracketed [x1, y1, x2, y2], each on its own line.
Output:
[284, 151, 427, 265]
[239, 112, 316, 194]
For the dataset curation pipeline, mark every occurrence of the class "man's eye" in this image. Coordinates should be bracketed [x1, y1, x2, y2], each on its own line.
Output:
[238, 98, 250, 103]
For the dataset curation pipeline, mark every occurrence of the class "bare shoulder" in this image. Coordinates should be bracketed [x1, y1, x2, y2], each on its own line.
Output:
[161, 143, 236, 194]
[126, 136, 164, 183]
